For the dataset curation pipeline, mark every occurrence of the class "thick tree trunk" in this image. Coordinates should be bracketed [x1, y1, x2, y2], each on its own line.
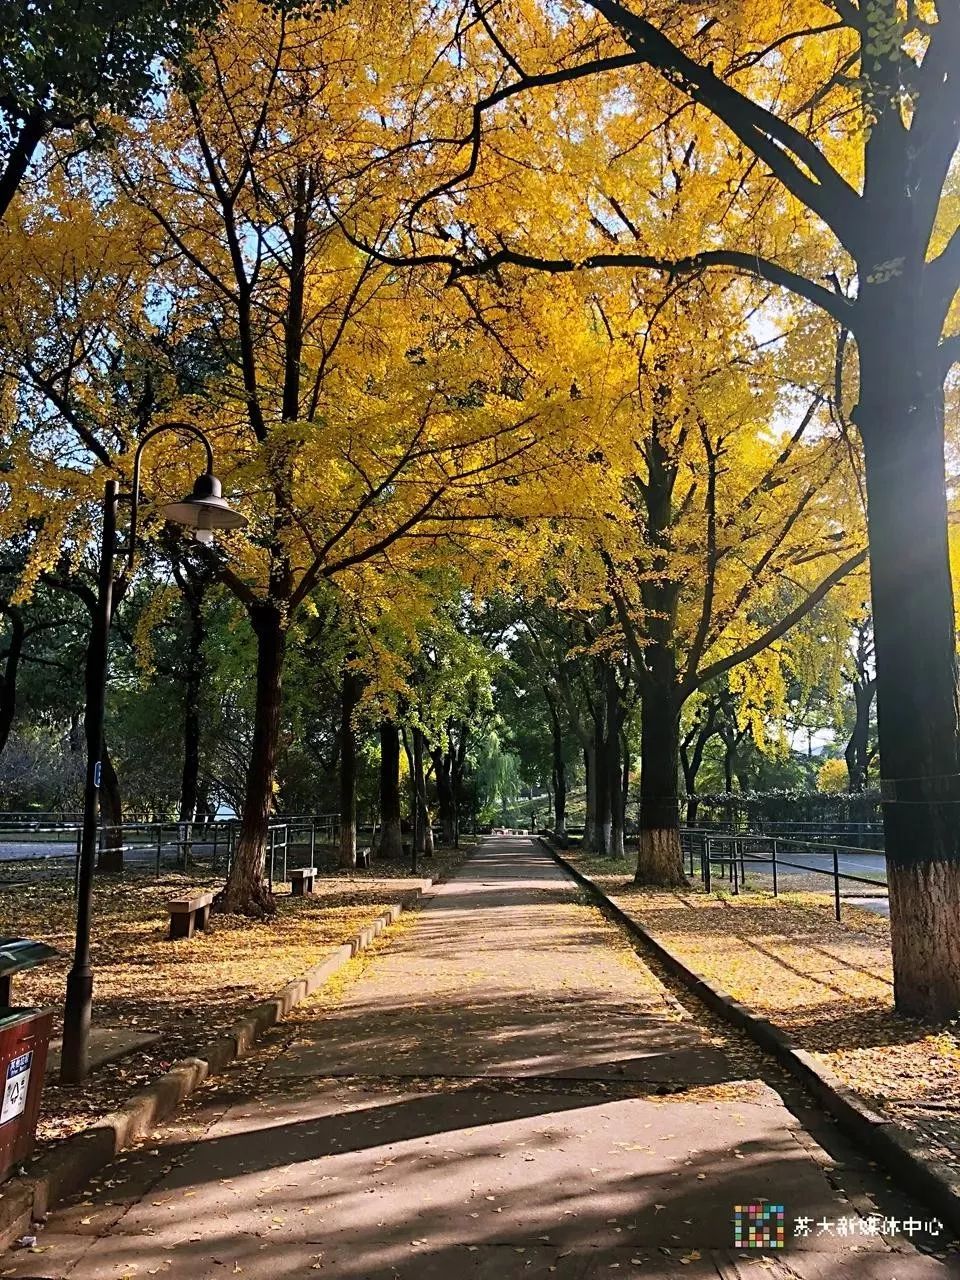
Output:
[583, 744, 598, 850]
[96, 747, 123, 872]
[858, 322, 960, 1017]
[845, 679, 875, 793]
[178, 588, 206, 824]
[218, 604, 285, 915]
[0, 607, 25, 756]
[411, 726, 433, 856]
[548, 703, 567, 838]
[432, 747, 456, 846]
[636, 682, 685, 886]
[338, 666, 361, 869]
[631, 416, 685, 884]
[379, 720, 403, 860]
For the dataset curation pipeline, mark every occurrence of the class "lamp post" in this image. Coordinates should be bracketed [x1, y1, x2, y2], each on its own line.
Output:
[60, 423, 246, 1084]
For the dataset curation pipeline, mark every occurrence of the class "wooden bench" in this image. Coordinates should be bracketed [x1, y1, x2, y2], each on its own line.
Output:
[167, 891, 214, 939]
[290, 867, 318, 896]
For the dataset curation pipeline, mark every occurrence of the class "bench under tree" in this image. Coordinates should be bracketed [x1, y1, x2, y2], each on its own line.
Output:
[167, 891, 214, 939]
[290, 867, 318, 896]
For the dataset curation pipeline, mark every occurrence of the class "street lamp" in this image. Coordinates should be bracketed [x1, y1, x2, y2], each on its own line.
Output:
[60, 423, 246, 1084]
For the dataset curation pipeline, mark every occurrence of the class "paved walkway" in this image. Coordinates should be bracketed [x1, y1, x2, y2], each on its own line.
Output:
[10, 839, 958, 1278]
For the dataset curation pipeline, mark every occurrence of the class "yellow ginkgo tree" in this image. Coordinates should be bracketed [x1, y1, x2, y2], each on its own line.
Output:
[531, 276, 868, 884]
[1, 1, 594, 913]
[342, 0, 960, 1017]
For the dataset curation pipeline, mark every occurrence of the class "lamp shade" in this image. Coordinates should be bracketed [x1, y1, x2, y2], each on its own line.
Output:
[162, 472, 247, 534]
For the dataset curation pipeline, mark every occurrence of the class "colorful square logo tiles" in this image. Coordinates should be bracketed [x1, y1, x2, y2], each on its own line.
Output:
[734, 1202, 786, 1249]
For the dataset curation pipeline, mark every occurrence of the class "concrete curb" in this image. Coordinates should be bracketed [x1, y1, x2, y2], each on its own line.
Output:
[0, 883, 432, 1248]
[540, 837, 960, 1234]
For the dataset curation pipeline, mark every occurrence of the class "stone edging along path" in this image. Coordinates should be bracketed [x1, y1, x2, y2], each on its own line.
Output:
[0, 882, 434, 1252]
[539, 836, 960, 1236]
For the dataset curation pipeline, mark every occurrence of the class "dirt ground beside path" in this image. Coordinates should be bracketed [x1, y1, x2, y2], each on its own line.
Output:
[1, 859, 466, 1149]
[4, 838, 957, 1280]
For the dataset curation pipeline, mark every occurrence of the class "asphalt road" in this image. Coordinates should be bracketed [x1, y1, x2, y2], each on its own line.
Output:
[737, 848, 888, 882]
[707, 848, 890, 916]
[0, 839, 218, 861]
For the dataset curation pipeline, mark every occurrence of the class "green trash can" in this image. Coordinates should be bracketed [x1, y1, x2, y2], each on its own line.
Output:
[0, 939, 57, 1182]
[0, 940, 57, 1008]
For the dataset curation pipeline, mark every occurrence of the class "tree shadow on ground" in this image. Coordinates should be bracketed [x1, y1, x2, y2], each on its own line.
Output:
[34, 1079, 955, 1280]
[585, 899, 941, 1059]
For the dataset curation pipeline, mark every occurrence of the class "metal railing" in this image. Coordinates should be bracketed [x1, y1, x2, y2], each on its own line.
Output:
[0, 813, 341, 892]
[680, 828, 888, 921]
[689, 796, 884, 832]
[758, 820, 885, 851]
[0, 810, 340, 832]
[0, 810, 170, 832]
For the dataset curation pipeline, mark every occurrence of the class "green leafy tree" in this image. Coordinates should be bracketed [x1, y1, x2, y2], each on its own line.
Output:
[0, 0, 228, 220]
